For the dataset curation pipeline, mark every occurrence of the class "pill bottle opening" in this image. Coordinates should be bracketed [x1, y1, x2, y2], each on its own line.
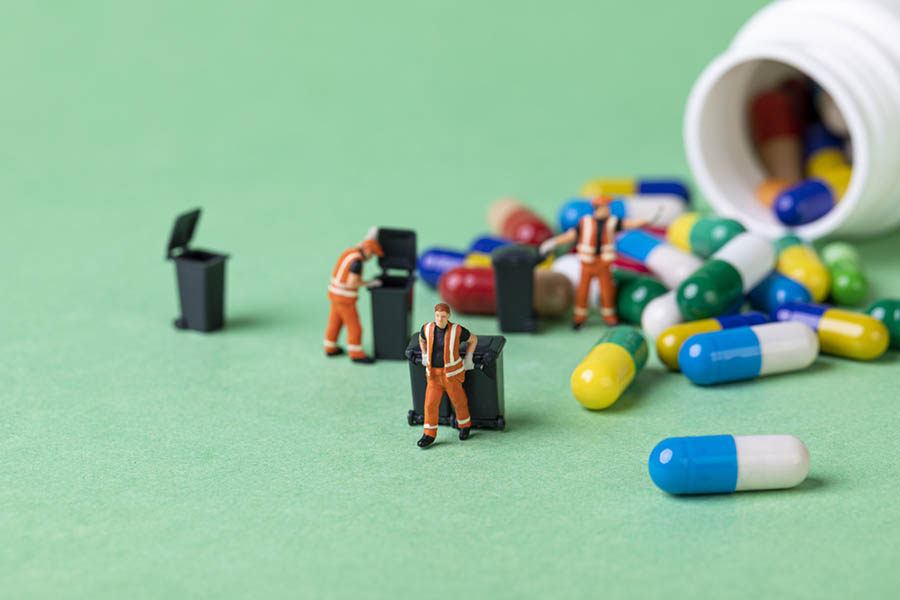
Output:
[686, 56, 861, 239]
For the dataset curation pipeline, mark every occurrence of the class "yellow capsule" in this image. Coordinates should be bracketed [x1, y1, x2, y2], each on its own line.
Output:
[535, 253, 555, 270]
[571, 344, 636, 409]
[656, 320, 722, 371]
[666, 212, 701, 252]
[818, 308, 889, 360]
[807, 148, 847, 177]
[580, 178, 635, 198]
[463, 252, 492, 268]
[777, 246, 830, 302]
[818, 166, 852, 201]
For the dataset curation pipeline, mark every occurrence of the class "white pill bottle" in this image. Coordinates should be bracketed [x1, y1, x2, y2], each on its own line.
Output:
[684, 0, 900, 240]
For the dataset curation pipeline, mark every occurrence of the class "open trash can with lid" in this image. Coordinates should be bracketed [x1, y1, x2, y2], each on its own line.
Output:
[370, 228, 417, 359]
[405, 333, 506, 430]
[166, 208, 229, 332]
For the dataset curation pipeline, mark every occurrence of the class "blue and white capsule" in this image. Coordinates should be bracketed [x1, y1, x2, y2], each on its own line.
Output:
[649, 434, 810, 495]
[748, 272, 812, 314]
[558, 195, 686, 231]
[417, 248, 465, 288]
[616, 230, 702, 289]
[678, 321, 818, 385]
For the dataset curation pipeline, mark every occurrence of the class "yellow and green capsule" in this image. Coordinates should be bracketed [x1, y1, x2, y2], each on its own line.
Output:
[667, 212, 746, 258]
[821, 242, 868, 306]
[571, 326, 648, 410]
[866, 299, 900, 350]
[773, 235, 830, 302]
[614, 270, 667, 325]
[656, 312, 769, 371]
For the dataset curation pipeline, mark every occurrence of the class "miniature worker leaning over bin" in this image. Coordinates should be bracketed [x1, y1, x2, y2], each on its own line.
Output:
[416, 303, 478, 448]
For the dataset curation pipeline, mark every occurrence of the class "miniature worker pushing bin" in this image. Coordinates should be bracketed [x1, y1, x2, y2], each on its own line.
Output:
[166, 208, 229, 332]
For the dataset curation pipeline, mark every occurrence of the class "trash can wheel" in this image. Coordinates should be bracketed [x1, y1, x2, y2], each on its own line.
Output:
[407, 410, 416, 426]
[496, 416, 505, 430]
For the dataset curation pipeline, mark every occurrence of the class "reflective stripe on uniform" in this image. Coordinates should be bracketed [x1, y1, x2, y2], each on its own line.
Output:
[576, 244, 596, 254]
[328, 285, 358, 298]
[574, 307, 589, 316]
[445, 365, 465, 378]
[424, 424, 438, 430]
[601, 308, 616, 315]
[457, 417, 471, 426]
[323, 339, 337, 348]
[348, 344, 363, 351]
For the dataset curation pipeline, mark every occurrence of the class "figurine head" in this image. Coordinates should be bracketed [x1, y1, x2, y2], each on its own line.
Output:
[434, 303, 451, 328]
[360, 238, 384, 260]
[591, 195, 613, 218]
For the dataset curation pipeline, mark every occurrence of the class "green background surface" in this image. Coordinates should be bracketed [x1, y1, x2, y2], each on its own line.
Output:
[3, 1, 899, 598]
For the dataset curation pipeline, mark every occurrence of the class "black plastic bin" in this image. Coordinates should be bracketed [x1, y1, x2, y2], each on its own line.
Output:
[166, 208, 229, 332]
[405, 334, 506, 430]
[370, 228, 416, 359]
[492, 244, 539, 333]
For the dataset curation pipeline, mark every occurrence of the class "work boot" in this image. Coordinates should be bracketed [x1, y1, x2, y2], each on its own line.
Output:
[572, 321, 583, 331]
[603, 316, 619, 326]
[325, 347, 345, 357]
[459, 427, 471, 441]
[352, 355, 375, 364]
[417, 434, 435, 448]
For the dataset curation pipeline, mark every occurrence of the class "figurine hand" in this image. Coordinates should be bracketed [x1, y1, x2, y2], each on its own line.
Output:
[366, 279, 383, 288]
[539, 239, 556, 256]
[463, 355, 475, 371]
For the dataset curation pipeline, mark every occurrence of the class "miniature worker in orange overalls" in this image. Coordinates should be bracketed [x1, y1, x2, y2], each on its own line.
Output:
[416, 303, 478, 448]
[324, 231, 384, 364]
[540, 197, 648, 330]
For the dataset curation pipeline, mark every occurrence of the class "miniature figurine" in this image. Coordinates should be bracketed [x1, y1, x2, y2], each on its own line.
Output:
[416, 303, 478, 447]
[540, 196, 647, 329]
[324, 229, 384, 363]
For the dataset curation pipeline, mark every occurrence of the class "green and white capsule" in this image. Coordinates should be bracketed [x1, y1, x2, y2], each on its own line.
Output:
[614, 270, 667, 325]
[676, 233, 775, 321]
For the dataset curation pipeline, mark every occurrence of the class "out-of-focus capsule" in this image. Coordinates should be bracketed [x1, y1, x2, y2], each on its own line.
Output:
[437, 265, 573, 317]
[774, 172, 850, 226]
[649, 435, 810, 495]
[773, 235, 830, 301]
[666, 212, 746, 258]
[750, 89, 803, 182]
[773, 302, 889, 360]
[418, 247, 465, 288]
[804, 124, 850, 177]
[463, 253, 492, 268]
[551, 253, 600, 307]
[748, 272, 812, 314]
[605, 196, 685, 227]
[468, 234, 511, 255]
[679, 322, 818, 384]
[755, 178, 792, 208]
[614, 271, 667, 325]
[866, 299, 900, 349]
[571, 326, 648, 409]
[438, 266, 496, 315]
[580, 178, 690, 203]
[656, 312, 769, 371]
[558, 198, 594, 232]
[815, 87, 849, 137]
[677, 233, 774, 321]
[616, 230, 703, 289]
[487, 197, 554, 246]
[821, 241, 868, 306]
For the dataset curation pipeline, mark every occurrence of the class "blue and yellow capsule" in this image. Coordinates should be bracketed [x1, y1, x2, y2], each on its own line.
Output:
[571, 326, 648, 409]
[464, 235, 511, 268]
[773, 302, 889, 360]
[418, 247, 465, 287]
[656, 312, 769, 371]
[748, 272, 812, 314]
[580, 178, 690, 203]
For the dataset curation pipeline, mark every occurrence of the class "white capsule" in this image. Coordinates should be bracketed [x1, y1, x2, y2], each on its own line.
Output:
[641, 290, 683, 342]
[616, 230, 702, 289]
[550, 253, 601, 307]
[734, 435, 810, 491]
[712, 232, 776, 292]
[613, 195, 686, 227]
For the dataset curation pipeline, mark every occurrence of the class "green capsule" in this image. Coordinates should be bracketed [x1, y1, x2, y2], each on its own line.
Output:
[676, 259, 743, 321]
[615, 275, 667, 325]
[821, 242, 868, 306]
[689, 217, 745, 258]
[866, 299, 900, 349]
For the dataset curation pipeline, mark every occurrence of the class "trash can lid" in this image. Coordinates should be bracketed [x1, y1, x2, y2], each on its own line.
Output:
[377, 228, 417, 273]
[491, 244, 539, 266]
[167, 208, 202, 259]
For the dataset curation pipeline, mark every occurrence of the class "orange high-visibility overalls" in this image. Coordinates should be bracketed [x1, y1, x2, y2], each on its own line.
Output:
[574, 214, 619, 326]
[324, 248, 367, 359]
[421, 321, 471, 438]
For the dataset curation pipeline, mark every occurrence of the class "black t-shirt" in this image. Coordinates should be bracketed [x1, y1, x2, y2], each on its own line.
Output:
[348, 259, 362, 275]
[574, 216, 623, 254]
[420, 323, 471, 368]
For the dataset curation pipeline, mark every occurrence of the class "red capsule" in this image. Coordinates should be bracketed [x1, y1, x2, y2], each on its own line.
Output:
[438, 266, 496, 315]
[487, 197, 553, 246]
